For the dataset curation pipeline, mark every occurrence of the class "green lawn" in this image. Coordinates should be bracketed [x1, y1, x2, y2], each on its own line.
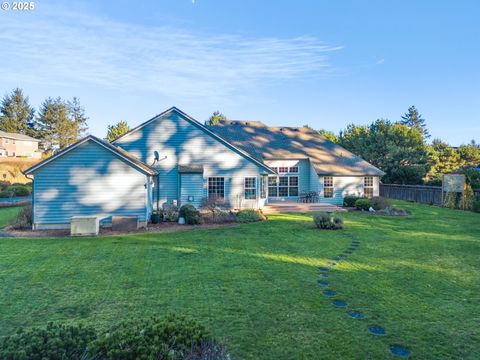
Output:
[0, 206, 21, 228]
[0, 202, 478, 359]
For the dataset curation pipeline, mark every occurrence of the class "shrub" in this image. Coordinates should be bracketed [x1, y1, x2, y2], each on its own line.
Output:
[371, 196, 391, 210]
[11, 205, 33, 229]
[0, 191, 14, 198]
[313, 212, 344, 230]
[343, 195, 361, 207]
[0, 322, 96, 360]
[7, 184, 31, 197]
[377, 206, 410, 216]
[235, 209, 265, 223]
[91, 313, 220, 359]
[355, 198, 372, 211]
[200, 196, 229, 219]
[179, 204, 200, 225]
[472, 195, 480, 213]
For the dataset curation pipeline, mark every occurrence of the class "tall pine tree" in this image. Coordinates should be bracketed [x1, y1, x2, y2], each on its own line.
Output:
[0, 88, 35, 135]
[401, 105, 429, 139]
[205, 111, 228, 125]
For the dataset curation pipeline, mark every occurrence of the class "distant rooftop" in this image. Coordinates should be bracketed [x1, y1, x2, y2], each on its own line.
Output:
[0, 130, 40, 142]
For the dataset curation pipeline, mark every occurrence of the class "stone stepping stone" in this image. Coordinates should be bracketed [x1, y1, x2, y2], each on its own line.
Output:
[317, 280, 329, 286]
[326, 262, 336, 266]
[344, 250, 353, 254]
[347, 310, 365, 319]
[319, 273, 329, 278]
[332, 299, 348, 308]
[368, 325, 387, 336]
[318, 267, 330, 272]
[389, 345, 411, 357]
[322, 290, 336, 297]
[332, 256, 341, 261]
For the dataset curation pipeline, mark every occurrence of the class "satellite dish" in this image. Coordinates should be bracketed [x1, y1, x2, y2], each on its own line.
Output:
[154, 151, 160, 161]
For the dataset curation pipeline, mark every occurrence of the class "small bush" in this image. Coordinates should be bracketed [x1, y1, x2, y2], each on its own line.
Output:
[343, 195, 361, 207]
[235, 209, 265, 223]
[371, 196, 391, 210]
[202, 210, 237, 224]
[179, 204, 200, 225]
[313, 212, 344, 230]
[11, 205, 33, 229]
[0, 322, 96, 360]
[7, 184, 31, 197]
[91, 313, 220, 359]
[200, 196, 229, 219]
[472, 196, 480, 213]
[355, 198, 372, 211]
[0, 191, 14, 198]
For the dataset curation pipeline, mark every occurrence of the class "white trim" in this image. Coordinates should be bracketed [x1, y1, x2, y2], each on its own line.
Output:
[24, 136, 156, 176]
[113, 107, 275, 174]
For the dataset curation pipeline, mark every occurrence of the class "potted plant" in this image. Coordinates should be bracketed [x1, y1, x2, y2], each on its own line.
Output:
[151, 210, 161, 224]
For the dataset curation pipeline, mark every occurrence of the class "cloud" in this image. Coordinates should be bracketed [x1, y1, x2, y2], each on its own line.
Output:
[0, 4, 342, 102]
[376, 58, 385, 65]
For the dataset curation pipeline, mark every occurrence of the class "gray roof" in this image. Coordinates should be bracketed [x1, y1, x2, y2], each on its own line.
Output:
[210, 121, 384, 176]
[25, 135, 157, 176]
[178, 164, 204, 173]
[0, 130, 40, 142]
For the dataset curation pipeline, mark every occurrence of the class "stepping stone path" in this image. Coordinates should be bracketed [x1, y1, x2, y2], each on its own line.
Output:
[315, 234, 411, 357]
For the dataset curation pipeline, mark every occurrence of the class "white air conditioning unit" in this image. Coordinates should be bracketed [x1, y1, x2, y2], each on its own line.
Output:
[70, 216, 99, 236]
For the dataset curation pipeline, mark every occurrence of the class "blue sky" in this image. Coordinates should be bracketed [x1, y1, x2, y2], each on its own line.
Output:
[1, 0, 479, 145]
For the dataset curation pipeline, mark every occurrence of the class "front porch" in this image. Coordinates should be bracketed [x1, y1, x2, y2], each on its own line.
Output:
[262, 201, 345, 214]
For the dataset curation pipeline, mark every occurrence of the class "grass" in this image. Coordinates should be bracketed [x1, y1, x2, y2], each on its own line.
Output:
[0, 206, 21, 228]
[0, 202, 478, 359]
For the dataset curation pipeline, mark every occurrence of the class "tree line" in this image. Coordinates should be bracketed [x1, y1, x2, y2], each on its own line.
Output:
[207, 107, 480, 187]
[0, 88, 88, 156]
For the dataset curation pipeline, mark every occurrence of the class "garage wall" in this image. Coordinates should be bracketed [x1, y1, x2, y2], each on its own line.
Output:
[32, 140, 149, 229]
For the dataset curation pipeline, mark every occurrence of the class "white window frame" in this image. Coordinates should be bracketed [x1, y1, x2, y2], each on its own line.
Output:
[244, 176, 257, 200]
[323, 176, 334, 198]
[364, 176, 374, 198]
[207, 177, 225, 199]
[260, 175, 267, 199]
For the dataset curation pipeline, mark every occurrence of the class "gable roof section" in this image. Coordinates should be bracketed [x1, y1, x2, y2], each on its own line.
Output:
[210, 121, 385, 176]
[112, 107, 276, 174]
[24, 135, 157, 176]
[0, 130, 40, 142]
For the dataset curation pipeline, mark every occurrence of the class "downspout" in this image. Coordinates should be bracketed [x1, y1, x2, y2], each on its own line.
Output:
[156, 174, 160, 212]
[24, 173, 34, 230]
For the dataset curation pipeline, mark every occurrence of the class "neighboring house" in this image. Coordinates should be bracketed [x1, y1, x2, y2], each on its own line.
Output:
[0, 131, 42, 159]
[24, 107, 384, 230]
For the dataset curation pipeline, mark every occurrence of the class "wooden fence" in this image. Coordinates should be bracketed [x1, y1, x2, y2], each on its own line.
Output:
[380, 184, 443, 205]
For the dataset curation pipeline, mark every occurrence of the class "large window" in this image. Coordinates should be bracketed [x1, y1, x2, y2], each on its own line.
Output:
[208, 177, 225, 198]
[364, 176, 374, 198]
[268, 175, 299, 197]
[244, 177, 257, 199]
[323, 176, 333, 198]
[260, 176, 267, 199]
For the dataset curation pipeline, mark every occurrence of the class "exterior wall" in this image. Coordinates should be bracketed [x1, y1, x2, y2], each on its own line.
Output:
[32, 141, 150, 229]
[180, 173, 204, 208]
[264, 159, 309, 201]
[318, 175, 380, 205]
[0, 136, 41, 158]
[309, 161, 319, 193]
[115, 110, 268, 209]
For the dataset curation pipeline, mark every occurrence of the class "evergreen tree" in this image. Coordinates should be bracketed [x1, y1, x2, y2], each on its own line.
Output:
[401, 105, 429, 138]
[106, 120, 130, 142]
[458, 140, 480, 167]
[205, 111, 228, 126]
[0, 88, 35, 135]
[426, 139, 462, 182]
[302, 124, 339, 142]
[33, 97, 89, 155]
[340, 119, 430, 184]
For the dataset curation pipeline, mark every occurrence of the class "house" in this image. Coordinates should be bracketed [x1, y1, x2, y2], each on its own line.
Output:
[0, 130, 42, 159]
[24, 107, 384, 230]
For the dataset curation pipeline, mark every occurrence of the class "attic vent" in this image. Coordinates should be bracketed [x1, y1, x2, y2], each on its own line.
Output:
[231, 121, 237, 125]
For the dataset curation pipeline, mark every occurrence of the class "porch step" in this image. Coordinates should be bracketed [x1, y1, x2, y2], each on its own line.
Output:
[262, 203, 345, 214]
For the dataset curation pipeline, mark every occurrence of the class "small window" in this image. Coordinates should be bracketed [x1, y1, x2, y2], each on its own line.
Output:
[208, 177, 225, 199]
[13, 140, 16, 144]
[260, 176, 267, 199]
[278, 167, 289, 173]
[4, 139, 9, 144]
[364, 176, 374, 198]
[244, 177, 257, 199]
[324, 176, 333, 198]
[289, 166, 299, 173]
[289, 176, 299, 196]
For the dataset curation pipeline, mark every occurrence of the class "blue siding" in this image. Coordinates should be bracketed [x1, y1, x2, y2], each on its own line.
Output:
[32, 141, 149, 226]
[116, 110, 266, 209]
[180, 173, 204, 208]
